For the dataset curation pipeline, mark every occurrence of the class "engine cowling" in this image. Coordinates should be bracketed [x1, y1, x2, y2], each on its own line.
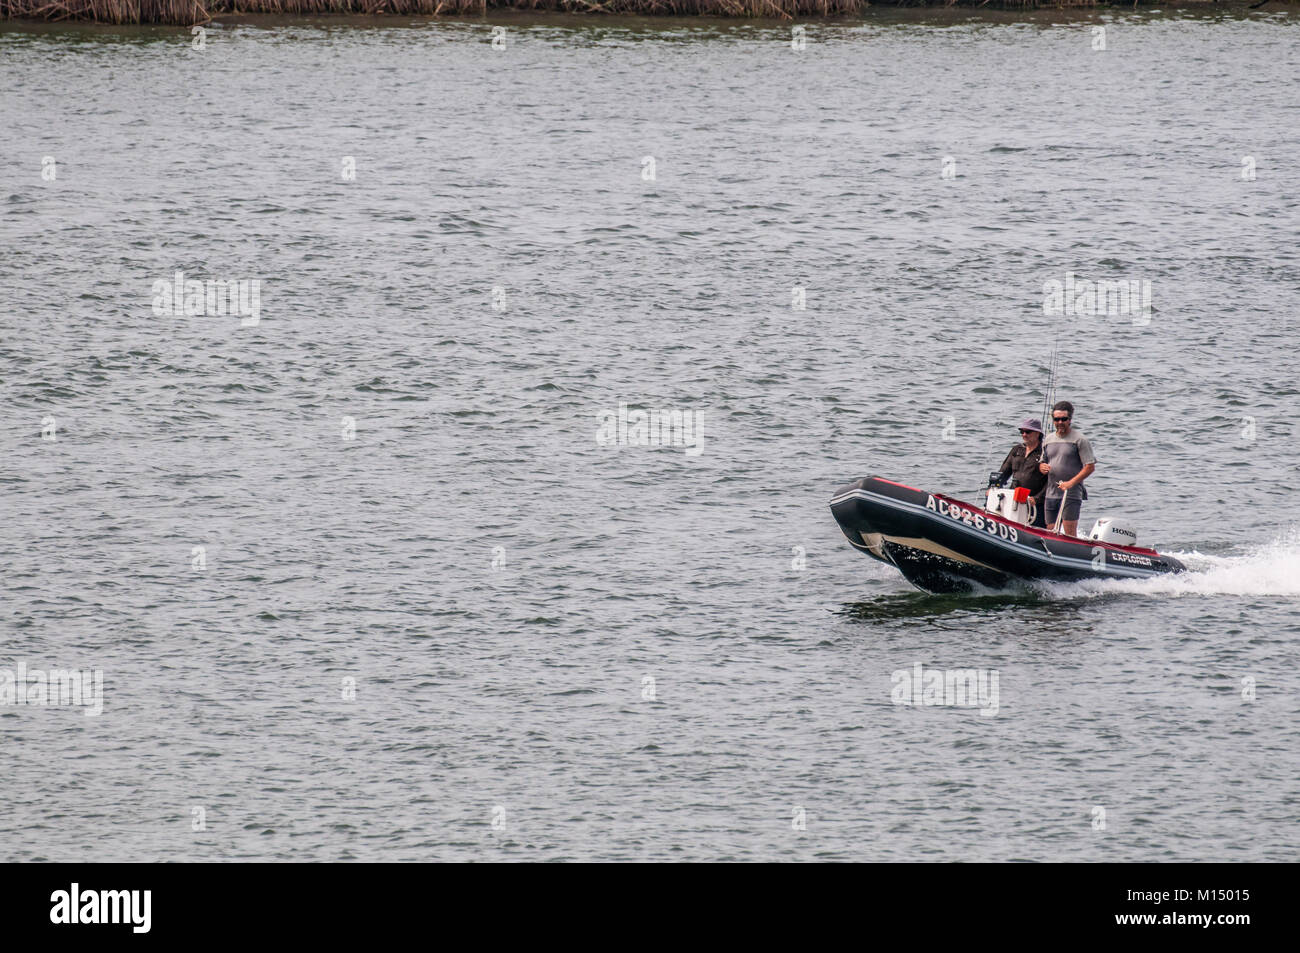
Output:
[1088, 518, 1139, 546]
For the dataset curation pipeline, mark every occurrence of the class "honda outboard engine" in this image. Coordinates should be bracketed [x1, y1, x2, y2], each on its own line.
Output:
[1088, 518, 1139, 546]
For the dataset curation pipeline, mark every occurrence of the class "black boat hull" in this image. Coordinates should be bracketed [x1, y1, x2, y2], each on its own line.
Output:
[830, 476, 1185, 594]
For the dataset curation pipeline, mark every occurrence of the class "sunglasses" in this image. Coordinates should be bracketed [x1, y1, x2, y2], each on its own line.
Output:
[1018, 429, 1036, 435]
[1053, 416, 1071, 422]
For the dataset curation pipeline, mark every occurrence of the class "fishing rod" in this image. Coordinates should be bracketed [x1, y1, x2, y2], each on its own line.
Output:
[986, 337, 1061, 517]
[1040, 333, 1060, 433]
[1039, 333, 1061, 531]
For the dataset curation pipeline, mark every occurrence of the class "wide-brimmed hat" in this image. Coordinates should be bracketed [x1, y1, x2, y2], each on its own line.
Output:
[1018, 418, 1044, 434]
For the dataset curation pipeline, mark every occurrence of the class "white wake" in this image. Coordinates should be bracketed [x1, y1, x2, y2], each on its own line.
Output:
[1033, 527, 1300, 599]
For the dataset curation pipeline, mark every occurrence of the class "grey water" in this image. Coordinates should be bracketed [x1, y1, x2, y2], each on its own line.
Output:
[1, 8, 1298, 861]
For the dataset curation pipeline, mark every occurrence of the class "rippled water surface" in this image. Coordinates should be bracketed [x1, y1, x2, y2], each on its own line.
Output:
[2, 9, 1298, 861]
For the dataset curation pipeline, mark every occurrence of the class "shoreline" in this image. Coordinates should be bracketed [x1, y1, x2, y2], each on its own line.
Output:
[2, 0, 1284, 28]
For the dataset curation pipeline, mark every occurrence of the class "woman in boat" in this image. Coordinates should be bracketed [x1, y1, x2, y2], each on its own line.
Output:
[996, 418, 1048, 527]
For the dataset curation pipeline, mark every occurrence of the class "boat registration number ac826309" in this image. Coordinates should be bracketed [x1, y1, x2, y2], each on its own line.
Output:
[926, 495, 1019, 542]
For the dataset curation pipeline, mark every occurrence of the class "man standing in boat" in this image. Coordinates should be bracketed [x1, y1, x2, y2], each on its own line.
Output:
[1038, 400, 1096, 537]
[996, 418, 1048, 527]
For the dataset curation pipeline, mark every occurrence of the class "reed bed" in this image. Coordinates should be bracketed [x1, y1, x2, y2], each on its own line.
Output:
[0, 0, 1114, 25]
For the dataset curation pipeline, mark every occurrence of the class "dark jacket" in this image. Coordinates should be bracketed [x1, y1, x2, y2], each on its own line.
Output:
[998, 442, 1047, 510]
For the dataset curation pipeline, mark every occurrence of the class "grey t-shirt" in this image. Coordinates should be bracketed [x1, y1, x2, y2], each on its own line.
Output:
[1042, 427, 1097, 499]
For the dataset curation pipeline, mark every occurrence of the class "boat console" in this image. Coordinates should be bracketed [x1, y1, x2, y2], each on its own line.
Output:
[985, 485, 1036, 526]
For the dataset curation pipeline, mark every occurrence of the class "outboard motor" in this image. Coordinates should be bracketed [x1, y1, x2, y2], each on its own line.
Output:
[1088, 518, 1139, 546]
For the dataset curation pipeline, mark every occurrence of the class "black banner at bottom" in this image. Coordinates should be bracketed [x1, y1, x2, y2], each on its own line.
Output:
[0, 862, 1279, 941]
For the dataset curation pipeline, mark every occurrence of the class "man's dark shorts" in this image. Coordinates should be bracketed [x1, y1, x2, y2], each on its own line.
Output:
[1045, 496, 1081, 526]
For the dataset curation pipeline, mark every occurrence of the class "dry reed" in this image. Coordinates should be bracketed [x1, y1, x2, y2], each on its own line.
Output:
[0, 0, 1110, 25]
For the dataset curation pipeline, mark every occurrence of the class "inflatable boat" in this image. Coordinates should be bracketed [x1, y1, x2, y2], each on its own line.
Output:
[829, 475, 1185, 594]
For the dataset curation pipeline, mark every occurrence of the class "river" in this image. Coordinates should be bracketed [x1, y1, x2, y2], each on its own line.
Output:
[1, 7, 1297, 861]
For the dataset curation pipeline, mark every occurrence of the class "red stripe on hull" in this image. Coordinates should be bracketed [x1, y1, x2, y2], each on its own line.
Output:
[926, 489, 1163, 558]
